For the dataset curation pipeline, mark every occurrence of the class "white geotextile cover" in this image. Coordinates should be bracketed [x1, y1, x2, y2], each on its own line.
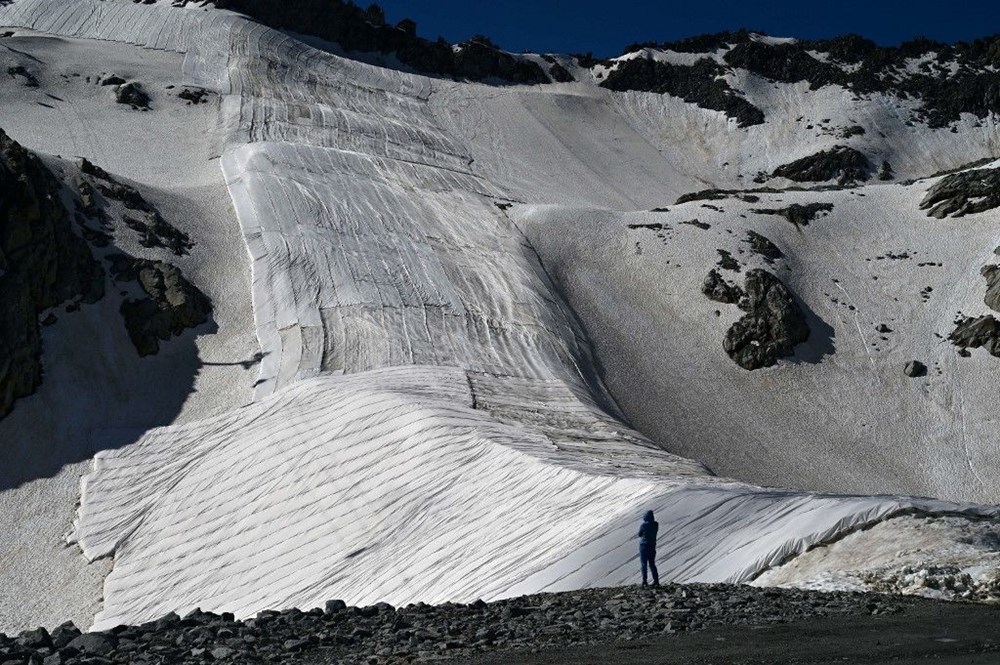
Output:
[70, 366, 989, 630]
[1, 0, 997, 629]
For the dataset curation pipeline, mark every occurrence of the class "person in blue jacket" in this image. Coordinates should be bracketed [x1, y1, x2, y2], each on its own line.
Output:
[638, 510, 659, 587]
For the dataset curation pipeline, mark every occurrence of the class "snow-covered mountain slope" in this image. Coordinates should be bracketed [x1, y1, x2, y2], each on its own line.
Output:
[517, 181, 1000, 501]
[1, 0, 999, 633]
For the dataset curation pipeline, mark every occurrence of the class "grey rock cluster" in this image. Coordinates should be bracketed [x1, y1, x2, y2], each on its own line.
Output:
[109, 256, 212, 357]
[771, 146, 871, 186]
[723, 269, 810, 370]
[0, 129, 105, 418]
[0, 584, 913, 665]
[921, 167, 1000, 218]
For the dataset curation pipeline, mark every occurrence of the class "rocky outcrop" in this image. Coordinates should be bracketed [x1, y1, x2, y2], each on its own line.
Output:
[675, 188, 776, 205]
[949, 315, 1000, 357]
[716, 249, 739, 272]
[0, 129, 105, 418]
[79, 158, 192, 255]
[724, 40, 846, 90]
[601, 58, 765, 127]
[752, 202, 834, 227]
[723, 269, 810, 370]
[920, 168, 1000, 218]
[982, 264, 1000, 313]
[211, 0, 549, 84]
[109, 256, 211, 357]
[702, 269, 743, 304]
[621, 30, 1000, 129]
[771, 146, 872, 186]
[745, 231, 783, 263]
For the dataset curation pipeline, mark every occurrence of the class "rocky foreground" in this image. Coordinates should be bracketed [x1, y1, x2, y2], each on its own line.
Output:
[3, 584, 987, 665]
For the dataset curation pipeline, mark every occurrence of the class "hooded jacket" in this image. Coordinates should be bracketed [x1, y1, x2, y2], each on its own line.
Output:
[638, 510, 658, 548]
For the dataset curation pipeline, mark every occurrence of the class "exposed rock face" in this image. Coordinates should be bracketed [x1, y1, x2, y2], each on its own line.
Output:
[752, 203, 833, 227]
[982, 264, 1000, 313]
[920, 168, 1000, 218]
[211, 0, 549, 84]
[949, 315, 1000, 357]
[904, 360, 927, 377]
[624, 30, 1000, 128]
[745, 231, 783, 263]
[0, 129, 105, 417]
[110, 256, 211, 357]
[771, 146, 871, 186]
[702, 269, 743, 304]
[724, 40, 845, 90]
[723, 269, 810, 370]
[601, 58, 765, 127]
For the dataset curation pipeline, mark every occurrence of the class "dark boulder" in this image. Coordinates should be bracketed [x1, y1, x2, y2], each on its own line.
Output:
[66, 633, 115, 656]
[771, 146, 872, 186]
[702, 269, 744, 304]
[920, 167, 1000, 218]
[50, 623, 81, 650]
[723, 269, 810, 370]
[903, 360, 927, 377]
[111, 258, 211, 356]
[115, 82, 150, 109]
[0, 129, 105, 418]
[16, 628, 51, 650]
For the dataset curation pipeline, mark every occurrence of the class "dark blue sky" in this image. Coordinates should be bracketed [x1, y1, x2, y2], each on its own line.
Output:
[374, 1, 1000, 57]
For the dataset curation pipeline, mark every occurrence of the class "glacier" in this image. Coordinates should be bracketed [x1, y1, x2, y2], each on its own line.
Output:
[1, 0, 999, 632]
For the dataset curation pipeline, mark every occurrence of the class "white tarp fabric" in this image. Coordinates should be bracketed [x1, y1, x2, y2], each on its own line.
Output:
[2, 0, 997, 630]
[70, 366, 988, 630]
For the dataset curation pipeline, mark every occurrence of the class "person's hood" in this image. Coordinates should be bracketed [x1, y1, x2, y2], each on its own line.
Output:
[643, 510, 654, 522]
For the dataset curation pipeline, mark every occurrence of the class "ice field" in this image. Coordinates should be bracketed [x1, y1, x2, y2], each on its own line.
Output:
[1, 0, 999, 631]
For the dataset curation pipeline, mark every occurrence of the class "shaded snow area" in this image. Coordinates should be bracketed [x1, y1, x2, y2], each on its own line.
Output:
[1, 0, 999, 633]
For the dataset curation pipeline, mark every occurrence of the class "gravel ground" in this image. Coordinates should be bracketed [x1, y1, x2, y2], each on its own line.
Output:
[5, 583, 998, 665]
[465, 601, 1000, 664]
